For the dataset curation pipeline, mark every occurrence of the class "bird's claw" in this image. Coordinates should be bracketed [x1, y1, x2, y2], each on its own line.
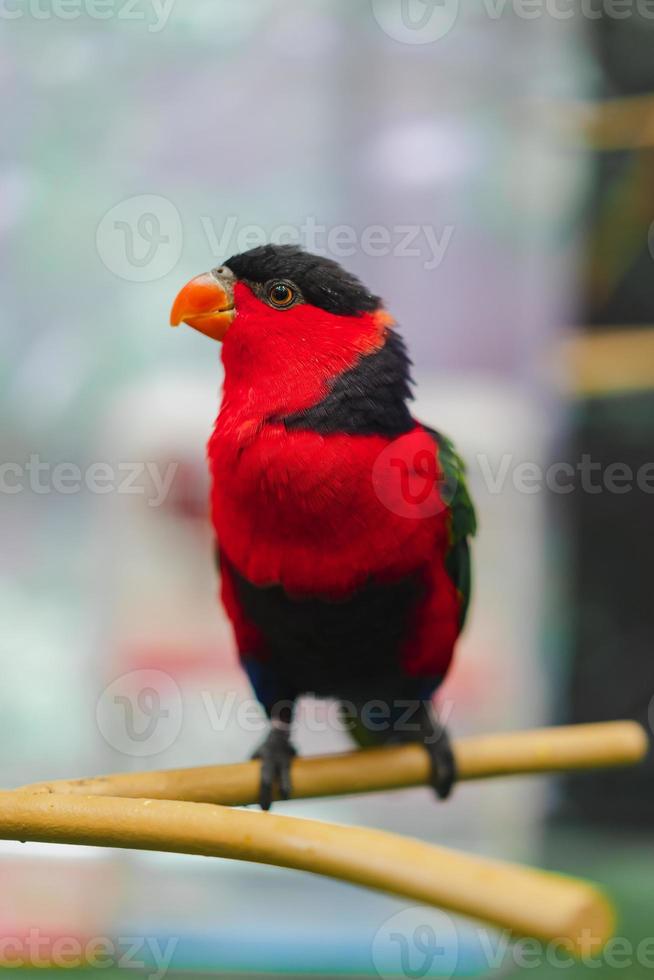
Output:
[252, 725, 296, 811]
[423, 723, 457, 800]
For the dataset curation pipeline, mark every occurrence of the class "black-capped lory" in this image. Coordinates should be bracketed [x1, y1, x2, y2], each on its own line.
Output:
[170, 245, 476, 810]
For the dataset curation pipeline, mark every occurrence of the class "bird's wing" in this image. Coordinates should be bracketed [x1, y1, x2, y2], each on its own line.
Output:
[424, 425, 477, 630]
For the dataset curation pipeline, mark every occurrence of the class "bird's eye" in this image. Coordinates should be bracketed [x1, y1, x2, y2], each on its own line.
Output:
[267, 281, 296, 308]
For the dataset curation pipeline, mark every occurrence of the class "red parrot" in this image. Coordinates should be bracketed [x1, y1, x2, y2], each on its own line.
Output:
[170, 245, 476, 809]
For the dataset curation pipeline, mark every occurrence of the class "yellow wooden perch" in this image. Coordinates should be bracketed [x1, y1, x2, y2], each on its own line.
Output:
[0, 790, 614, 956]
[20, 720, 648, 807]
[3, 720, 647, 957]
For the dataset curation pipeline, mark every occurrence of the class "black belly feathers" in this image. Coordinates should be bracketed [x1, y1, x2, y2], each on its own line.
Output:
[232, 564, 427, 700]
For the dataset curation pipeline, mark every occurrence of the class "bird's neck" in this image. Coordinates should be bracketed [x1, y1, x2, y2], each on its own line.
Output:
[216, 328, 414, 443]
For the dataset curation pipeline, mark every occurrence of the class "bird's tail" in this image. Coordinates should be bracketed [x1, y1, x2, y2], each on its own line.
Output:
[341, 682, 442, 749]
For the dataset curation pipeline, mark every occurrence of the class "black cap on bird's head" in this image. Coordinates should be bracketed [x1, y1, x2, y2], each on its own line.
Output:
[170, 244, 383, 341]
[224, 244, 381, 317]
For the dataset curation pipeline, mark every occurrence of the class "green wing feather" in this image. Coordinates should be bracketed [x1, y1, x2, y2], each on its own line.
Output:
[425, 426, 477, 629]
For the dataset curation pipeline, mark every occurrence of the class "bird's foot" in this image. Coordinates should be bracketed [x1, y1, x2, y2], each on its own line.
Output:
[421, 712, 457, 801]
[252, 722, 296, 811]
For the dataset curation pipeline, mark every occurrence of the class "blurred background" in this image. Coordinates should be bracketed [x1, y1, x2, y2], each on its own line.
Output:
[1, 0, 652, 976]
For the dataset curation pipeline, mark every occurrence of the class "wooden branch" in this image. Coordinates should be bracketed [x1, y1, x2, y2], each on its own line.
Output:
[19, 721, 648, 807]
[0, 791, 614, 955]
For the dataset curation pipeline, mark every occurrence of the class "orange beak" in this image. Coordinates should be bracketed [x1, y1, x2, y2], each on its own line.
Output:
[170, 269, 236, 342]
